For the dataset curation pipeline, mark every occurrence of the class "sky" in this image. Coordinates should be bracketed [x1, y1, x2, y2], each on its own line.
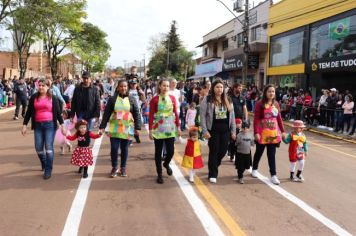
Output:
[86, 0, 281, 67]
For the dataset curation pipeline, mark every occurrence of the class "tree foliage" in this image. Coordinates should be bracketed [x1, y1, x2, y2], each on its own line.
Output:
[71, 22, 111, 73]
[0, 0, 13, 23]
[6, 0, 42, 79]
[38, 0, 87, 77]
[148, 21, 195, 80]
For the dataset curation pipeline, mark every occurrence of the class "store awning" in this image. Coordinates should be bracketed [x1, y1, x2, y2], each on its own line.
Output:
[188, 72, 218, 79]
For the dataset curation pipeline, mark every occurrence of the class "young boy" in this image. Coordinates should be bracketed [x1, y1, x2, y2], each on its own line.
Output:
[283, 120, 308, 182]
[235, 121, 254, 184]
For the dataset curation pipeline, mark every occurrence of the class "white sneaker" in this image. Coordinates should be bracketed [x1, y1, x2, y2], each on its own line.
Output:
[317, 125, 323, 128]
[189, 176, 194, 183]
[251, 170, 259, 178]
[289, 119, 295, 122]
[293, 175, 304, 182]
[271, 175, 280, 185]
[209, 178, 217, 183]
[328, 127, 334, 131]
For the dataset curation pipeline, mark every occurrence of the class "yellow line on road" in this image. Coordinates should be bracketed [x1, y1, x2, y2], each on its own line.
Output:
[308, 140, 356, 159]
[174, 154, 246, 236]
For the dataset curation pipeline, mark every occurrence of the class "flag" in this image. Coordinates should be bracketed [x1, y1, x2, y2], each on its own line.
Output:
[329, 17, 350, 40]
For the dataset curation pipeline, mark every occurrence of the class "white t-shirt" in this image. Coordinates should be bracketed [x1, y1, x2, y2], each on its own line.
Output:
[169, 89, 181, 114]
[64, 84, 75, 99]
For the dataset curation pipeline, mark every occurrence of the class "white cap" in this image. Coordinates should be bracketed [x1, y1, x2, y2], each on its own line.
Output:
[330, 88, 337, 92]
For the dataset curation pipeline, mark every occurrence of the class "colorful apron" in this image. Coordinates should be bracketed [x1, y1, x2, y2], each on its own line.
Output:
[256, 103, 281, 144]
[289, 132, 306, 161]
[181, 139, 204, 169]
[108, 96, 134, 139]
[152, 95, 177, 139]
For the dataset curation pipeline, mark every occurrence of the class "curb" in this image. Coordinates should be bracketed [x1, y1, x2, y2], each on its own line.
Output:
[0, 107, 15, 115]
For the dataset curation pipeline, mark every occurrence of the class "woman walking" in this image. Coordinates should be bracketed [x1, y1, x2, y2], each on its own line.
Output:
[149, 78, 180, 184]
[21, 78, 64, 179]
[99, 80, 142, 177]
[252, 84, 286, 185]
[200, 78, 236, 183]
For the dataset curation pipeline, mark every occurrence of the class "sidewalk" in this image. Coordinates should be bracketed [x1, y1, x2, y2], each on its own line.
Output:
[284, 120, 356, 144]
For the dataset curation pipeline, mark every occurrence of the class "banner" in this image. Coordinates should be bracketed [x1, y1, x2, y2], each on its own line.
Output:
[329, 17, 350, 40]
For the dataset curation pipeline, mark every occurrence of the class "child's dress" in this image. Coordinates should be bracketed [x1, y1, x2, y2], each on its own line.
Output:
[185, 108, 197, 128]
[181, 139, 204, 169]
[67, 132, 101, 167]
[283, 132, 308, 162]
[55, 119, 74, 146]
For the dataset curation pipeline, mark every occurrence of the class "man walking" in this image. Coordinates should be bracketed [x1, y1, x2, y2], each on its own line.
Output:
[13, 77, 28, 120]
[71, 71, 100, 130]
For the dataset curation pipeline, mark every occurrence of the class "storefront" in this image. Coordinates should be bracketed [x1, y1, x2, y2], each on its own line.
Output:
[267, 0, 356, 96]
[222, 52, 261, 86]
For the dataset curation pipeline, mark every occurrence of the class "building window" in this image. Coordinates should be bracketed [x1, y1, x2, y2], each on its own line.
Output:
[270, 29, 304, 67]
[222, 39, 229, 50]
[237, 33, 243, 47]
[310, 14, 356, 60]
[251, 26, 261, 41]
[204, 47, 209, 57]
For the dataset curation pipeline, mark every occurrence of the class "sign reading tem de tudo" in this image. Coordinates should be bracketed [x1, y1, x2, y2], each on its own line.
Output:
[308, 54, 356, 73]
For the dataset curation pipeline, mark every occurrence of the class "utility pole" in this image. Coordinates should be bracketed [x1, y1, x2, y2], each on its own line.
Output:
[243, 0, 249, 85]
[166, 39, 170, 72]
[143, 54, 146, 80]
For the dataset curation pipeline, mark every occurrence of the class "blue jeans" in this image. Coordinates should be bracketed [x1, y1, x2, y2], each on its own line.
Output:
[34, 121, 55, 176]
[77, 112, 95, 131]
[110, 138, 129, 168]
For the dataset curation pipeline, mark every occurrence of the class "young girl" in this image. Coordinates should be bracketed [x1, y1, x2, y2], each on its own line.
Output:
[185, 102, 197, 128]
[283, 120, 308, 182]
[65, 120, 102, 178]
[235, 121, 254, 184]
[181, 127, 204, 183]
[55, 110, 73, 155]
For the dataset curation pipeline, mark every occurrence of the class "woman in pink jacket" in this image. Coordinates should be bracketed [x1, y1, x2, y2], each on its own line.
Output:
[341, 94, 354, 134]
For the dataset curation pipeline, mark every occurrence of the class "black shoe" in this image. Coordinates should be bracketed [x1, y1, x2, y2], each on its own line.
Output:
[163, 163, 173, 176]
[156, 175, 164, 184]
[82, 173, 88, 178]
[13, 116, 19, 120]
[135, 136, 141, 143]
[78, 167, 83, 174]
[43, 174, 51, 180]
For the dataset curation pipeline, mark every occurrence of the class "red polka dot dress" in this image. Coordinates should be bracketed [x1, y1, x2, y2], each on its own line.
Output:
[66, 132, 101, 167]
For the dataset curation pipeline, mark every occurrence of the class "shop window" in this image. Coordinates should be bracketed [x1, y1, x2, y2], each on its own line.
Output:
[268, 74, 306, 89]
[270, 30, 304, 67]
[310, 14, 356, 60]
[222, 39, 229, 50]
[251, 26, 261, 42]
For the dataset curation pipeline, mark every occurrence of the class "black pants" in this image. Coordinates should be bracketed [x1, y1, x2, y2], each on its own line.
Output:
[236, 152, 252, 179]
[208, 131, 229, 178]
[252, 142, 277, 176]
[326, 109, 334, 127]
[154, 138, 175, 176]
[342, 114, 352, 132]
[319, 106, 326, 126]
[15, 97, 27, 117]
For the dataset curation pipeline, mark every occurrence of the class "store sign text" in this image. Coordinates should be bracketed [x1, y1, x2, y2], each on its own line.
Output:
[318, 59, 356, 70]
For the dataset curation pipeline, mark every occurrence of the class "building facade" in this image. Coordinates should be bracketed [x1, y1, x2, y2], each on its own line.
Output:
[222, 0, 270, 89]
[267, 0, 356, 96]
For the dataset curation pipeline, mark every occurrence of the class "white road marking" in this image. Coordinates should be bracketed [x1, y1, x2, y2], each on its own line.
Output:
[0, 107, 15, 115]
[61, 135, 103, 236]
[145, 125, 224, 236]
[249, 169, 352, 236]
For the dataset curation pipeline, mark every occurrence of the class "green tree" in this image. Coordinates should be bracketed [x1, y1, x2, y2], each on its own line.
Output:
[38, 0, 86, 78]
[6, 0, 42, 79]
[71, 22, 111, 73]
[0, 0, 13, 23]
[148, 22, 195, 80]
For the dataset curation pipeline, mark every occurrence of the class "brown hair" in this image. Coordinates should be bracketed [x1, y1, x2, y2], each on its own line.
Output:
[188, 127, 199, 138]
[156, 78, 170, 95]
[75, 120, 88, 136]
[261, 84, 275, 105]
[36, 78, 52, 99]
[115, 79, 129, 97]
[209, 78, 232, 111]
